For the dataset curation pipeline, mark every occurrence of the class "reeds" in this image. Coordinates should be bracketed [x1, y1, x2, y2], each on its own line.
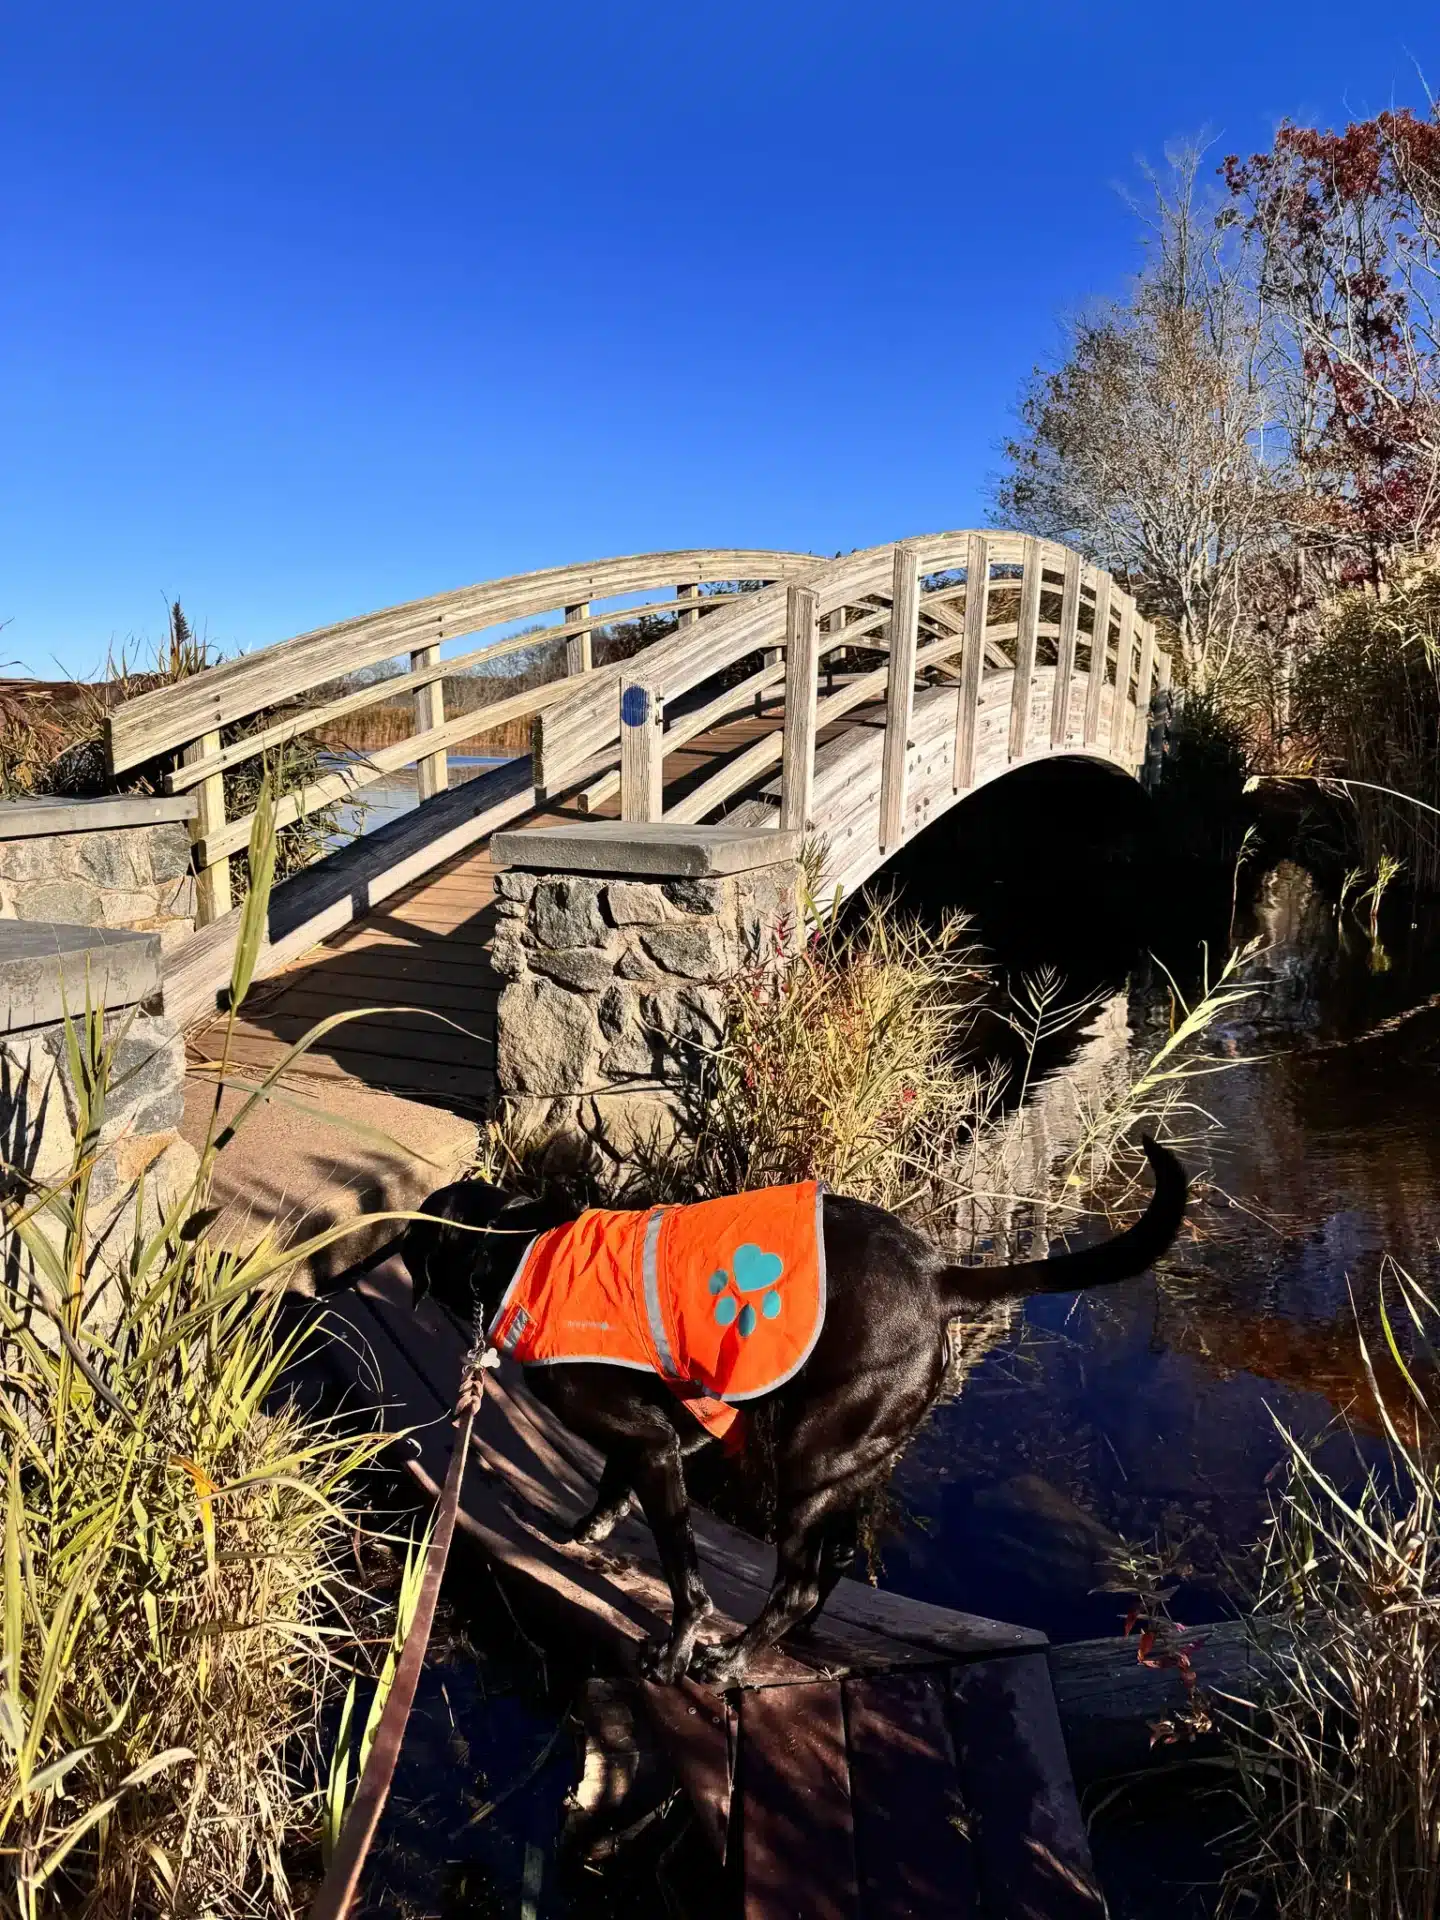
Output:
[0, 786, 417, 1916]
[1220, 1262, 1440, 1919]
[681, 900, 992, 1217]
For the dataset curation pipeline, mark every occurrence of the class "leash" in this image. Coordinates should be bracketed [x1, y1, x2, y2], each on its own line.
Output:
[309, 1340, 500, 1920]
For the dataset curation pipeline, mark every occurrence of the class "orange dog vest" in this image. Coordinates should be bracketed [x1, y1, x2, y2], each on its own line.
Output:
[488, 1182, 827, 1442]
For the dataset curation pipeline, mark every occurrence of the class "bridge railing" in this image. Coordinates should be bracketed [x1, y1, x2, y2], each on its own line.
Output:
[533, 533, 1170, 858]
[104, 549, 819, 924]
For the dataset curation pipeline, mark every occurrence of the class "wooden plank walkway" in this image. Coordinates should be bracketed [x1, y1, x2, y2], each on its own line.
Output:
[312, 1255, 1106, 1917]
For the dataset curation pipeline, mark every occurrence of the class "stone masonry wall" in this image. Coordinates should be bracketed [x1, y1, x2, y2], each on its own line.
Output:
[493, 861, 797, 1160]
[0, 822, 196, 948]
[1, 1007, 199, 1324]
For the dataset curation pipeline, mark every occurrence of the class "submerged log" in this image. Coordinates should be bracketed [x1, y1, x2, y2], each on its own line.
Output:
[1049, 1618, 1289, 1784]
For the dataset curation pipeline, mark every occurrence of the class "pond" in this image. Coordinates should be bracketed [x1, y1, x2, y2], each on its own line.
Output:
[881, 830, 1440, 1648]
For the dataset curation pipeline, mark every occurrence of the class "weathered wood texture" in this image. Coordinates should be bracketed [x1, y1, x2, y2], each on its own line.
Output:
[949, 1656, 1105, 1917]
[878, 543, 919, 852]
[410, 642, 447, 801]
[779, 584, 819, 832]
[953, 532, 989, 790]
[619, 680, 664, 823]
[107, 549, 818, 771]
[163, 755, 535, 1032]
[1082, 574, 1112, 747]
[1050, 549, 1084, 749]
[1009, 535, 1045, 761]
[185, 729, 231, 922]
[1049, 1620, 1286, 1784]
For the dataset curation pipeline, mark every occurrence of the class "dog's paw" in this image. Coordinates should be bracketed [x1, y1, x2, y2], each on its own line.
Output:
[639, 1633, 692, 1685]
[688, 1637, 749, 1689]
[563, 1497, 633, 1548]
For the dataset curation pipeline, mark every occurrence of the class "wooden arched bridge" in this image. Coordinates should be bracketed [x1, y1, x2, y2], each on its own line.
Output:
[107, 532, 1171, 1104]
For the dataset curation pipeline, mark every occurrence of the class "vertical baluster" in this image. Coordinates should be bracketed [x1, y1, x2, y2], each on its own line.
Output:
[1009, 536, 1043, 761]
[676, 584, 699, 629]
[1131, 623, 1157, 767]
[1082, 573, 1112, 747]
[953, 532, 989, 790]
[565, 602, 592, 676]
[1109, 597, 1137, 756]
[619, 680, 664, 822]
[825, 608, 843, 692]
[780, 584, 819, 832]
[411, 643, 448, 801]
[879, 542, 920, 852]
[185, 730, 231, 926]
[757, 645, 782, 717]
[1050, 549, 1083, 748]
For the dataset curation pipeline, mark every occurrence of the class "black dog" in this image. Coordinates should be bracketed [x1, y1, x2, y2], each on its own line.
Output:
[403, 1139, 1186, 1686]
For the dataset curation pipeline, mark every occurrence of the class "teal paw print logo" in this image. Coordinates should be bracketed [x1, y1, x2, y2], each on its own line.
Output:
[707, 1244, 785, 1338]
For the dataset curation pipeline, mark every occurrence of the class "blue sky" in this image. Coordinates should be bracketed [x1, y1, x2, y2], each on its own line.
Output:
[3, 2, 1438, 676]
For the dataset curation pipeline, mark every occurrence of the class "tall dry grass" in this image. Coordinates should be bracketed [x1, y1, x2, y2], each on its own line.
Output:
[679, 902, 991, 1216]
[1219, 1263, 1440, 1920]
[1293, 557, 1440, 892]
[308, 700, 531, 757]
[0, 785, 431, 1917]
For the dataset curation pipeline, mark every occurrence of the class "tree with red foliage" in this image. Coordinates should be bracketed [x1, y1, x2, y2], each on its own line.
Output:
[1223, 111, 1440, 583]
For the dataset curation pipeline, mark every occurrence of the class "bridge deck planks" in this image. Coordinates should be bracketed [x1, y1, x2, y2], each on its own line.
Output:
[307, 1255, 1099, 1916]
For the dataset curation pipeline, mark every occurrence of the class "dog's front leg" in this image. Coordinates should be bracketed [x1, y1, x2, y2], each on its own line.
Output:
[626, 1432, 713, 1683]
[563, 1455, 635, 1546]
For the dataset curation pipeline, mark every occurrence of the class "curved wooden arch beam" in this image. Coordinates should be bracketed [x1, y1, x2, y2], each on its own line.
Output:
[105, 548, 820, 775]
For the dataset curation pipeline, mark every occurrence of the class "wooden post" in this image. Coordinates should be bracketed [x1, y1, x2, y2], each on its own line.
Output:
[1050, 549, 1083, 748]
[411, 644, 448, 801]
[878, 542, 920, 853]
[1108, 598, 1137, 755]
[565, 602, 592, 677]
[953, 532, 989, 791]
[779, 584, 819, 832]
[676, 584, 699, 629]
[1009, 537, 1043, 762]
[619, 680, 664, 822]
[185, 730, 231, 925]
[1082, 573, 1112, 748]
[824, 608, 843, 692]
[1132, 624, 1157, 767]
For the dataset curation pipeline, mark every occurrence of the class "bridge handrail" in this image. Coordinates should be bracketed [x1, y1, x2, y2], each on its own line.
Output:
[104, 547, 819, 922]
[534, 532, 1170, 838]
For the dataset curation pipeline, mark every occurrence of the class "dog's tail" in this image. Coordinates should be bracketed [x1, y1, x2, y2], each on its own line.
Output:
[937, 1136, 1187, 1311]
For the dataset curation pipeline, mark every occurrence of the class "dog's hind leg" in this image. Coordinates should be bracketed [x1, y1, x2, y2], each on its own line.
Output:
[795, 1505, 861, 1632]
[689, 1475, 873, 1688]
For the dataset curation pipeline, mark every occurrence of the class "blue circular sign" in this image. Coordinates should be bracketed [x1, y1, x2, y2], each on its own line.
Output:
[620, 685, 651, 727]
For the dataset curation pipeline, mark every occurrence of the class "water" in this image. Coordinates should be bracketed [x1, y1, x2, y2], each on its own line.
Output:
[325, 755, 513, 844]
[882, 812, 1440, 1645]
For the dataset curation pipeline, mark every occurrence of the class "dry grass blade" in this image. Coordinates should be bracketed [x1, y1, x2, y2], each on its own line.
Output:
[1219, 1260, 1440, 1919]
